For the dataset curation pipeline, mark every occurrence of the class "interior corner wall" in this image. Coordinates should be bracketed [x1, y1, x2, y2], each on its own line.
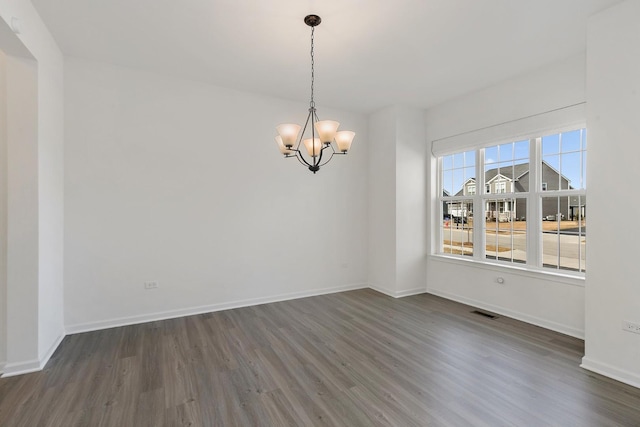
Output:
[394, 107, 427, 296]
[582, 0, 640, 388]
[367, 105, 427, 298]
[62, 57, 368, 332]
[0, 1, 65, 375]
[4, 53, 39, 368]
[34, 39, 64, 365]
[0, 50, 7, 370]
[425, 54, 587, 338]
[367, 107, 397, 296]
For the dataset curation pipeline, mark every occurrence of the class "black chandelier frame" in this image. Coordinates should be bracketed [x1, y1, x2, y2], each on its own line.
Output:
[281, 14, 348, 174]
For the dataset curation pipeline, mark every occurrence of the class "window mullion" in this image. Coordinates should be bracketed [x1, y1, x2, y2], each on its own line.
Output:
[528, 137, 541, 268]
[436, 156, 442, 254]
[475, 149, 485, 261]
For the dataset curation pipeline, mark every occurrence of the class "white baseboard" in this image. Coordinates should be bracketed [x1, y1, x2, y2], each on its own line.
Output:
[369, 285, 426, 299]
[396, 287, 427, 298]
[1, 358, 42, 377]
[426, 288, 584, 339]
[1, 332, 66, 378]
[66, 283, 368, 334]
[581, 356, 640, 389]
[368, 285, 397, 298]
[40, 332, 65, 367]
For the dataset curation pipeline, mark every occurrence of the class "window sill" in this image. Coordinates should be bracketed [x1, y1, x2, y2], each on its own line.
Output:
[428, 253, 585, 287]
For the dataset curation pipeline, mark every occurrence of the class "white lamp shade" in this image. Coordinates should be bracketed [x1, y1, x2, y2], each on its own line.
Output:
[315, 120, 340, 143]
[276, 123, 302, 147]
[303, 137, 322, 157]
[335, 131, 355, 152]
[275, 136, 294, 155]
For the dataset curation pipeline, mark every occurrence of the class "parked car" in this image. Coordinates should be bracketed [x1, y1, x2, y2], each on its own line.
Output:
[543, 214, 565, 221]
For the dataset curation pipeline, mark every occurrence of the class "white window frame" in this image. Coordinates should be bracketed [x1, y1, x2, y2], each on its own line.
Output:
[435, 125, 586, 277]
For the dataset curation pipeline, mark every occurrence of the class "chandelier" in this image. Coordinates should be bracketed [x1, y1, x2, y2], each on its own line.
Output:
[275, 15, 355, 174]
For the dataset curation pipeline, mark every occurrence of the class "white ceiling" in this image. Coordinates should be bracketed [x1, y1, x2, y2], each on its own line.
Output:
[31, 0, 621, 113]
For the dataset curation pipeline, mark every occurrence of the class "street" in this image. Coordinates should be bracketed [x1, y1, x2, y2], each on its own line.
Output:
[442, 224, 586, 271]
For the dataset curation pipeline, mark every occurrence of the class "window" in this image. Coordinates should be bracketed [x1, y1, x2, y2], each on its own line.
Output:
[540, 129, 587, 272]
[438, 128, 586, 274]
[441, 150, 475, 257]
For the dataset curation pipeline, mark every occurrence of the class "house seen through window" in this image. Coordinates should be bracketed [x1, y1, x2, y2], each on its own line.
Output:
[438, 128, 586, 273]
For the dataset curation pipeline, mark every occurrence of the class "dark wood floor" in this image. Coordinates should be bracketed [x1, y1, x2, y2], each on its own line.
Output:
[1, 289, 639, 426]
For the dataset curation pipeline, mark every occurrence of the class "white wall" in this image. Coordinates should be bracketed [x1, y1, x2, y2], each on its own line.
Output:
[63, 58, 368, 331]
[367, 105, 427, 298]
[4, 53, 40, 369]
[35, 41, 64, 365]
[0, 0, 66, 375]
[582, 0, 640, 388]
[425, 54, 587, 338]
[0, 50, 6, 370]
[368, 107, 397, 295]
[395, 106, 427, 296]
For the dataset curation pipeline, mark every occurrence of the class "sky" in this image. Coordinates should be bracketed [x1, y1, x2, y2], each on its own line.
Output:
[442, 129, 586, 195]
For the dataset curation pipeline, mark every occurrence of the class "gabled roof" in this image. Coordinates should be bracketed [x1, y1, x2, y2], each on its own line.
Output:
[451, 178, 476, 196]
[449, 161, 574, 196]
[486, 173, 512, 184]
[462, 177, 476, 185]
[484, 162, 530, 182]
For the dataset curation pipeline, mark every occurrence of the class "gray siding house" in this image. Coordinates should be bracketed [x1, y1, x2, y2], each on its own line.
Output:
[452, 161, 576, 221]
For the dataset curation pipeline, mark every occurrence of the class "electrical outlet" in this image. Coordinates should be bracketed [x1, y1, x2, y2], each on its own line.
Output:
[144, 281, 158, 290]
[622, 321, 640, 334]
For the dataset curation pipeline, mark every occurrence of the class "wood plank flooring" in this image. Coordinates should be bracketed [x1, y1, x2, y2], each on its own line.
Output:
[1, 289, 639, 426]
